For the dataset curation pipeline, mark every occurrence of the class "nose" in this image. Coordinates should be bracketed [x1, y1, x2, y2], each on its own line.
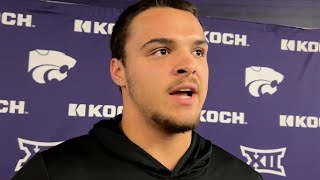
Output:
[173, 53, 197, 76]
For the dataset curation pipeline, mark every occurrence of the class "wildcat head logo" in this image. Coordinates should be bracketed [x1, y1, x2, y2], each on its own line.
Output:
[245, 66, 284, 97]
[15, 138, 63, 171]
[28, 49, 77, 84]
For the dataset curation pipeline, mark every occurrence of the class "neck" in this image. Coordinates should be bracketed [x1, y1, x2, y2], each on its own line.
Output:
[120, 110, 192, 171]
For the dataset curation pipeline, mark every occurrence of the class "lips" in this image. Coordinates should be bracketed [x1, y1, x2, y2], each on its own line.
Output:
[168, 83, 198, 104]
[170, 88, 193, 97]
[169, 83, 197, 95]
[169, 88, 193, 97]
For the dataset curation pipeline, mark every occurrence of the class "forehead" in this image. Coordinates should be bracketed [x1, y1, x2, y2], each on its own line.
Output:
[127, 7, 205, 44]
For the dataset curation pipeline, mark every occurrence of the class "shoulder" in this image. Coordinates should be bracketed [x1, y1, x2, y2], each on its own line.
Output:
[13, 135, 98, 179]
[12, 153, 49, 180]
[44, 134, 97, 153]
[18, 134, 111, 179]
[208, 143, 263, 180]
[41, 134, 105, 163]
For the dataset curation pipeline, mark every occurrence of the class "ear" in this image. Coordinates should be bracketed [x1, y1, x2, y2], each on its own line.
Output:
[110, 58, 126, 87]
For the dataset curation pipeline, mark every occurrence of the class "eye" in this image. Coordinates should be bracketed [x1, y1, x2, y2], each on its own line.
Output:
[152, 48, 170, 56]
[192, 49, 204, 57]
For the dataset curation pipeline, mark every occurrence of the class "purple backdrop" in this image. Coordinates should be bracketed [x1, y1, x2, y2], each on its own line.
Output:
[1, 0, 319, 179]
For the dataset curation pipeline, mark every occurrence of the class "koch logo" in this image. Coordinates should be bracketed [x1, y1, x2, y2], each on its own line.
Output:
[245, 66, 284, 97]
[204, 31, 249, 47]
[0, 100, 27, 114]
[28, 49, 77, 84]
[68, 103, 123, 118]
[74, 19, 115, 34]
[200, 110, 247, 125]
[280, 114, 320, 128]
[240, 146, 286, 177]
[281, 39, 320, 52]
[15, 138, 63, 171]
[0, 12, 35, 27]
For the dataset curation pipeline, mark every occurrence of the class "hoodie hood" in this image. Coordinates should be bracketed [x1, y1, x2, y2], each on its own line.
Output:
[89, 114, 212, 179]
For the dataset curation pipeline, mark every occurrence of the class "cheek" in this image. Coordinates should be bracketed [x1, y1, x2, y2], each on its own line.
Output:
[127, 65, 159, 89]
[142, 71, 163, 87]
[140, 67, 168, 94]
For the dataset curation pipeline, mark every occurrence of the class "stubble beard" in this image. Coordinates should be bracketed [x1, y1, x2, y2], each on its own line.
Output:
[150, 111, 200, 134]
[126, 72, 201, 134]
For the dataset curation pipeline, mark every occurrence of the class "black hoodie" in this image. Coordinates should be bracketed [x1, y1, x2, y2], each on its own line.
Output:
[13, 115, 263, 180]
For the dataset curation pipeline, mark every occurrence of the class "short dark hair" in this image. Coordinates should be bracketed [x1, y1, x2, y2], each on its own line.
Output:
[110, 0, 198, 66]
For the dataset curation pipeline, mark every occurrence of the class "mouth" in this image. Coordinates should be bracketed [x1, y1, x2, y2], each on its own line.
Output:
[168, 83, 199, 105]
[169, 88, 195, 98]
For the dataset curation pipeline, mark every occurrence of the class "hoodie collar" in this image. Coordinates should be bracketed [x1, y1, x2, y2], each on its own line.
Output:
[90, 114, 212, 179]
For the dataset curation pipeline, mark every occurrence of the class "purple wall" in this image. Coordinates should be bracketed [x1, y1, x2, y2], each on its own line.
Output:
[1, 0, 319, 179]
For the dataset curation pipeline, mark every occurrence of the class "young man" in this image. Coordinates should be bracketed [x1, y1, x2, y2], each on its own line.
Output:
[13, 0, 263, 179]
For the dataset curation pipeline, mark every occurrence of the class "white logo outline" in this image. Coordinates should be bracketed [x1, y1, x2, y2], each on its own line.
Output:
[240, 145, 287, 177]
[15, 138, 63, 171]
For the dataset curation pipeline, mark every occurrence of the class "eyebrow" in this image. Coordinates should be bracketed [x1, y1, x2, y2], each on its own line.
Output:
[140, 38, 174, 49]
[140, 38, 208, 49]
[193, 39, 209, 46]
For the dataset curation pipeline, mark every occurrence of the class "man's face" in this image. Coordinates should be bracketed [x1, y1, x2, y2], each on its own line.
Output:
[123, 7, 209, 133]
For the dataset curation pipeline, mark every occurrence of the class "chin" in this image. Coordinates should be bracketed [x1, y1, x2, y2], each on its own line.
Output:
[150, 111, 201, 134]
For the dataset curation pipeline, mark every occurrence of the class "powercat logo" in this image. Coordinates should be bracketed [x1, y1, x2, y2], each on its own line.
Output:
[15, 138, 63, 171]
[0, 12, 35, 27]
[0, 99, 27, 114]
[245, 66, 284, 97]
[28, 49, 77, 84]
[240, 146, 287, 177]
[200, 110, 247, 125]
[280, 114, 320, 128]
[204, 31, 249, 47]
[68, 103, 123, 118]
[74, 19, 115, 34]
[281, 39, 320, 52]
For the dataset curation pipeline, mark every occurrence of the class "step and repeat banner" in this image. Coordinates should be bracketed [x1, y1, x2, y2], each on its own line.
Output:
[1, 0, 319, 179]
